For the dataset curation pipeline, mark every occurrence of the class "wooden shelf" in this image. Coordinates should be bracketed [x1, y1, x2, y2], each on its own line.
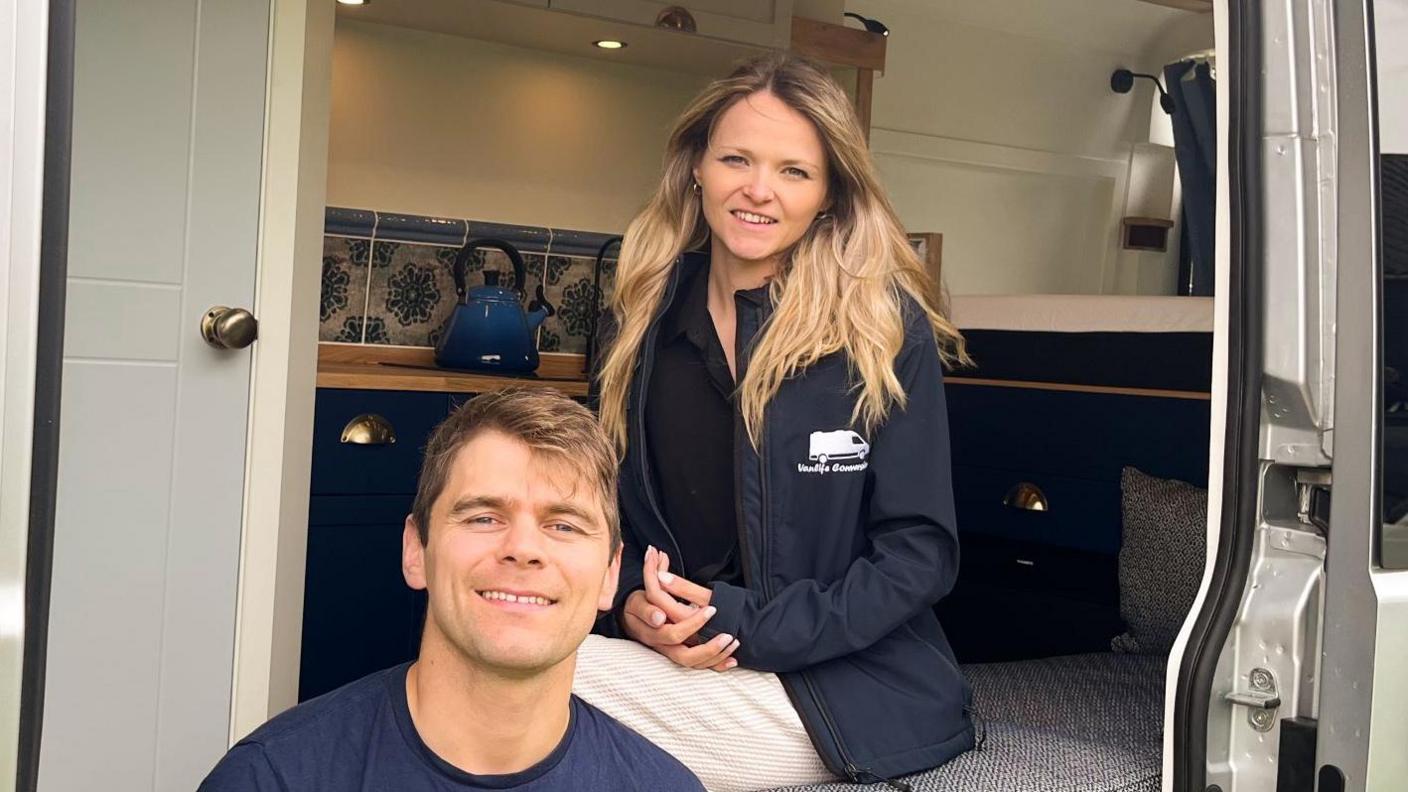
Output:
[316, 344, 590, 397]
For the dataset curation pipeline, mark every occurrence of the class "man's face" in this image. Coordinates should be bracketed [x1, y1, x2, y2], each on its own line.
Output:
[403, 430, 620, 676]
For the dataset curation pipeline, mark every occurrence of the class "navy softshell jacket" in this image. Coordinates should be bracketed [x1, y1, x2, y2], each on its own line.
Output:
[597, 253, 975, 784]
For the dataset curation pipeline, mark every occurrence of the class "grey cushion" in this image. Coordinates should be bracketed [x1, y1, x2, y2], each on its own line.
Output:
[764, 653, 1166, 792]
[1111, 467, 1208, 655]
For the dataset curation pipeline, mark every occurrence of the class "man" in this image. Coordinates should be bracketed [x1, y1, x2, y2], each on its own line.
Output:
[201, 388, 703, 791]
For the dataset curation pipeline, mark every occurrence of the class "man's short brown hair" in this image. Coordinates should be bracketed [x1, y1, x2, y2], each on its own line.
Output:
[410, 387, 620, 554]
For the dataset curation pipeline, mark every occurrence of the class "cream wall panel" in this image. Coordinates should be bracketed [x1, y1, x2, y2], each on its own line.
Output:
[871, 128, 1124, 296]
[326, 20, 708, 232]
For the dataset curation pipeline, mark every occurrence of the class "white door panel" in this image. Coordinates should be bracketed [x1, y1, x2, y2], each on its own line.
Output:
[39, 0, 270, 789]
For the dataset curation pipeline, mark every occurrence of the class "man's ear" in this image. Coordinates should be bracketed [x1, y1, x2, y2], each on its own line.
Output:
[403, 516, 427, 591]
[597, 544, 623, 612]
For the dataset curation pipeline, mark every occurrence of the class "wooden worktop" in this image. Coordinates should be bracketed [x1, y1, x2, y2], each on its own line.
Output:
[317, 343, 1208, 402]
[317, 344, 591, 397]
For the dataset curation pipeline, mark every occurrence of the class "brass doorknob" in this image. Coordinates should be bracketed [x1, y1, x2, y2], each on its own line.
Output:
[201, 306, 258, 350]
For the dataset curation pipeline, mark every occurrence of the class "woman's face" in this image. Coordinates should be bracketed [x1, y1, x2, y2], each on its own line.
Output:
[693, 90, 829, 268]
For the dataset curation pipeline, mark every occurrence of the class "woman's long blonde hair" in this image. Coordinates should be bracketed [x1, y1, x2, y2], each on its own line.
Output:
[598, 52, 970, 453]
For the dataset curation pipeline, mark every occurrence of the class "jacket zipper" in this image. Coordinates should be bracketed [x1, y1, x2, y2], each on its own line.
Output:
[635, 265, 687, 567]
[735, 295, 909, 791]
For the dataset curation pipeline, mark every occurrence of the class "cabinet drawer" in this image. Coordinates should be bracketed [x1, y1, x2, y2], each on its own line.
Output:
[938, 534, 1121, 662]
[953, 464, 1121, 554]
[300, 495, 424, 701]
[311, 389, 449, 496]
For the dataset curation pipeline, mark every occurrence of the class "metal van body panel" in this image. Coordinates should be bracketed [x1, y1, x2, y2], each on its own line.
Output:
[1314, 0, 1406, 788]
[1260, 0, 1337, 468]
[1205, 466, 1328, 792]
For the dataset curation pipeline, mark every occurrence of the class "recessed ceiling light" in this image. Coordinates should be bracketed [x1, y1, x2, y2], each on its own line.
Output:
[593, 40, 627, 50]
[337, 0, 370, 6]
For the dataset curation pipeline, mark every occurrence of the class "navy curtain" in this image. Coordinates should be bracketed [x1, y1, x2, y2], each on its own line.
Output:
[1165, 60, 1217, 296]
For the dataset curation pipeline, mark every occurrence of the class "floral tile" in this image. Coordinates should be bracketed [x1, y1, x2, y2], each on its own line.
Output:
[319, 236, 369, 342]
[322, 225, 617, 354]
[541, 255, 574, 288]
[346, 237, 398, 269]
[332, 315, 390, 344]
[366, 242, 458, 346]
[365, 243, 548, 347]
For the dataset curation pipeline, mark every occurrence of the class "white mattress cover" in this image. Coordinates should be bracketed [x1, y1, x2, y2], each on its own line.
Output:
[948, 294, 1214, 333]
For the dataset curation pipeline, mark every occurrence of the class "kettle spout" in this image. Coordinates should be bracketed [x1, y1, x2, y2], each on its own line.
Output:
[526, 285, 556, 331]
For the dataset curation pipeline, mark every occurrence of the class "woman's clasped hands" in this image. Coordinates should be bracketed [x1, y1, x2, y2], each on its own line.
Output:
[620, 546, 741, 672]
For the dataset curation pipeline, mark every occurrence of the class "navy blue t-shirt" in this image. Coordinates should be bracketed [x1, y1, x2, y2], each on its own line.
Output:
[199, 663, 702, 791]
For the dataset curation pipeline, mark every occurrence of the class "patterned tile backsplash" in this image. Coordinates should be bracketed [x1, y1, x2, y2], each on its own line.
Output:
[320, 208, 619, 354]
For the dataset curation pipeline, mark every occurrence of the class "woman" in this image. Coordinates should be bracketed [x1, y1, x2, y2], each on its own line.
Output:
[575, 52, 974, 791]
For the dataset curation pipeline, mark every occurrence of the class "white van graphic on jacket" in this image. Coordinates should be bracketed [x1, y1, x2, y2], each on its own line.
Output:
[799, 430, 871, 474]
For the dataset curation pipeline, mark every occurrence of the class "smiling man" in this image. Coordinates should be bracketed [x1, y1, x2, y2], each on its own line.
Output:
[200, 388, 702, 791]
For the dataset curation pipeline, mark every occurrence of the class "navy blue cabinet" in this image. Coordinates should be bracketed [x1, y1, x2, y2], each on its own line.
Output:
[299, 389, 447, 701]
[309, 389, 451, 496]
[300, 495, 427, 701]
[940, 383, 1212, 662]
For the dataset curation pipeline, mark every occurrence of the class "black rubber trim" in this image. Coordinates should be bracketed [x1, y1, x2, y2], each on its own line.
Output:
[17, 0, 75, 789]
[1171, 0, 1264, 789]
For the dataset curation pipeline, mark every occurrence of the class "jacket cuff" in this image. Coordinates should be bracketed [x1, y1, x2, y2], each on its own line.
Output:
[705, 581, 751, 642]
[606, 583, 645, 639]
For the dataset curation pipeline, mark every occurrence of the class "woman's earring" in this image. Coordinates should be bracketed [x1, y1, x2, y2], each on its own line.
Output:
[692, 180, 701, 195]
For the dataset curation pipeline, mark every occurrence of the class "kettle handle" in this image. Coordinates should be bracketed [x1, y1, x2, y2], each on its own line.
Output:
[452, 237, 527, 300]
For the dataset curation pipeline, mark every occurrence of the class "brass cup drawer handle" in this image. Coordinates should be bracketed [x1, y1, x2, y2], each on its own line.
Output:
[340, 414, 397, 446]
[1002, 482, 1049, 512]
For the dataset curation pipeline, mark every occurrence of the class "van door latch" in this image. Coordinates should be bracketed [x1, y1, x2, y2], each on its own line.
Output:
[1295, 469, 1331, 532]
[1225, 667, 1281, 731]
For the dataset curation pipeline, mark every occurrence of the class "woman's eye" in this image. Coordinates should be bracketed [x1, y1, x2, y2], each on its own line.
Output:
[721, 155, 747, 165]
[785, 167, 810, 179]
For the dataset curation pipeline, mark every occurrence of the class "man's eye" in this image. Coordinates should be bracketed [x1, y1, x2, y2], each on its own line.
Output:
[548, 522, 580, 534]
[468, 515, 499, 526]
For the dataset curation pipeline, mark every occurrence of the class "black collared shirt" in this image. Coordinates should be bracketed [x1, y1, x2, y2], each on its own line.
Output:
[645, 262, 743, 585]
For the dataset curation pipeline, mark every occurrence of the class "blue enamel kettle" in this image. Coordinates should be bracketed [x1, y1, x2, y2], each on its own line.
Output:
[434, 238, 554, 373]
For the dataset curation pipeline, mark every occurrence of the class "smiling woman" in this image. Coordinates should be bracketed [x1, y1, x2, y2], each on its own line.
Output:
[580, 52, 975, 791]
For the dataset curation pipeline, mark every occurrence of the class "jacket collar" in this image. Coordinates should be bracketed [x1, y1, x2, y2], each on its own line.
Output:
[659, 251, 773, 340]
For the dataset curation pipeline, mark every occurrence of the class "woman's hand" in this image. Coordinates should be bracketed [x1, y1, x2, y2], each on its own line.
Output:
[620, 547, 740, 671]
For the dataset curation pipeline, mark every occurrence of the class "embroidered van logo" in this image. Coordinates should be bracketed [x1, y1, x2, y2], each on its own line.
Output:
[797, 429, 870, 474]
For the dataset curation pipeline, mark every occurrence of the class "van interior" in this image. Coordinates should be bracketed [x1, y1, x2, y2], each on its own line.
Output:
[299, 2, 1218, 790]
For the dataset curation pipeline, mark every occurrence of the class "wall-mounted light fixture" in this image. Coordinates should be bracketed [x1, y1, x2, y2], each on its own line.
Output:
[1111, 68, 1175, 114]
[843, 12, 889, 36]
[593, 40, 627, 50]
[655, 6, 697, 33]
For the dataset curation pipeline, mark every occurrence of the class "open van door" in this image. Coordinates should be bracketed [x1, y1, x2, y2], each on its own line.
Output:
[1171, 0, 1408, 790]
